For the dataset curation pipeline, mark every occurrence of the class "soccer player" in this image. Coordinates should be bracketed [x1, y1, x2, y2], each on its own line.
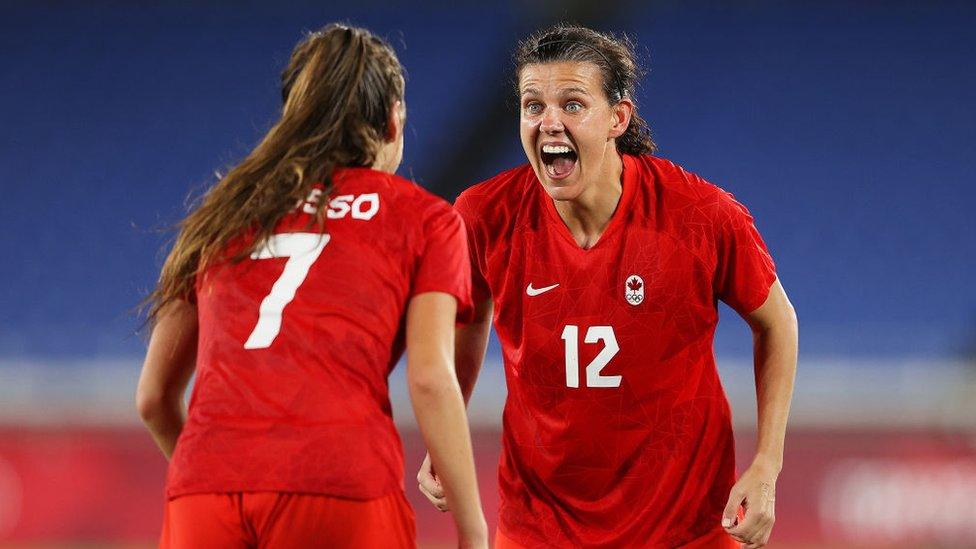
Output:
[136, 24, 488, 549]
[418, 24, 798, 548]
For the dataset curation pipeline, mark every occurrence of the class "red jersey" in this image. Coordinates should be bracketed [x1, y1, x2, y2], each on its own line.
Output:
[167, 167, 472, 500]
[454, 155, 776, 547]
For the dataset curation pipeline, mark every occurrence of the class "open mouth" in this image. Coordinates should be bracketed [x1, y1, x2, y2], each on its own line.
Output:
[540, 143, 578, 180]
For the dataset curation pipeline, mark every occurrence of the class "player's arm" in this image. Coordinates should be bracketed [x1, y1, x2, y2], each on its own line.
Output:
[723, 278, 798, 548]
[449, 193, 494, 405]
[135, 299, 198, 459]
[456, 296, 494, 403]
[406, 291, 488, 548]
[417, 296, 492, 511]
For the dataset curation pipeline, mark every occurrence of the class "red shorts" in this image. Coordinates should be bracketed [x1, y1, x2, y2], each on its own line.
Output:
[494, 526, 738, 548]
[160, 491, 415, 549]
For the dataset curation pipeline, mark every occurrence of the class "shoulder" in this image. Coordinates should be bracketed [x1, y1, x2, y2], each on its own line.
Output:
[637, 155, 749, 224]
[328, 168, 464, 245]
[639, 155, 730, 203]
[390, 174, 464, 235]
[454, 164, 536, 222]
[340, 167, 455, 218]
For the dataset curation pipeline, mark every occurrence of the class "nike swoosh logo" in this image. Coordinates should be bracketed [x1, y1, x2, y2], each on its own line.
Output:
[526, 283, 559, 296]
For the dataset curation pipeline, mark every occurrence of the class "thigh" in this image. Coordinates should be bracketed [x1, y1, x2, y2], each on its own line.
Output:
[160, 493, 251, 549]
[256, 491, 416, 549]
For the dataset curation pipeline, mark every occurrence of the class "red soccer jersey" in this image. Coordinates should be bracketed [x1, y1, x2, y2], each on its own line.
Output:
[167, 167, 472, 501]
[455, 154, 776, 547]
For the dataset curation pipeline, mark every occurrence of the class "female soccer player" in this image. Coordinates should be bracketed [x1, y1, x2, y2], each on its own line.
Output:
[418, 24, 798, 548]
[137, 24, 487, 549]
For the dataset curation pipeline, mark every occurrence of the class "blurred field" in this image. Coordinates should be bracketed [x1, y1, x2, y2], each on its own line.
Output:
[2, 359, 976, 547]
[3, 424, 976, 548]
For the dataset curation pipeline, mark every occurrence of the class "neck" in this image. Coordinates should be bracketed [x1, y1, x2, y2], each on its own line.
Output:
[371, 143, 399, 174]
[371, 157, 394, 174]
[553, 153, 624, 249]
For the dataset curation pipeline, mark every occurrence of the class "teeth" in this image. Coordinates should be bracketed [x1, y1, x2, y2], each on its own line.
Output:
[542, 144, 572, 154]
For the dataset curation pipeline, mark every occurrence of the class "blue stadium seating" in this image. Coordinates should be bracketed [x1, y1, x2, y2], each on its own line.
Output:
[1, 2, 973, 359]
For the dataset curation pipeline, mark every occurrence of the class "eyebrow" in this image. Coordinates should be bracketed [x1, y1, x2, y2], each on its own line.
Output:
[519, 86, 593, 98]
[561, 87, 592, 97]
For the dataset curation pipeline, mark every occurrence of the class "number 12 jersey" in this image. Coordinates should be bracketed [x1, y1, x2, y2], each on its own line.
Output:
[455, 154, 777, 547]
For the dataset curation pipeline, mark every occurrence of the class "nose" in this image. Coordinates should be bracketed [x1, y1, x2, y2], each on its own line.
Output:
[539, 106, 564, 134]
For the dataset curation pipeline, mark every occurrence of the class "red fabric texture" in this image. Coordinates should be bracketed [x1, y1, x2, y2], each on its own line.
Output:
[160, 491, 415, 548]
[455, 155, 776, 547]
[495, 526, 738, 548]
[167, 167, 472, 500]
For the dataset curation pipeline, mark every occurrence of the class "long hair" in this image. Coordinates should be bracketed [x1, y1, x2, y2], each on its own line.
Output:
[514, 23, 656, 155]
[146, 23, 404, 325]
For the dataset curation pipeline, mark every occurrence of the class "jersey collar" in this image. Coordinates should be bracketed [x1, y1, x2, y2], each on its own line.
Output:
[539, 153, 640, 252]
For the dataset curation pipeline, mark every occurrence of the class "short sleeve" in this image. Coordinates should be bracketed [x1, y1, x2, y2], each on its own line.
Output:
[412, 202, 474, 323]
[453, 191, 491, 304]
[713, 192, 777, 315]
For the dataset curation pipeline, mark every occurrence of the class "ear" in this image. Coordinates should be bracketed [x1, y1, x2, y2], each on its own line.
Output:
[385, 100, 404, 142]
[608, 98, 634, 139]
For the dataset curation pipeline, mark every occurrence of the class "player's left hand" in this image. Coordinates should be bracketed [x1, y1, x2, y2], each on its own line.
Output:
[722, 458, 778, 548]
[417, 452, 449, 512]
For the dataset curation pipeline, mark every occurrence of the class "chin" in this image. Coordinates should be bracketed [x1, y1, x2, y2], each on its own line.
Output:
[540, 178, 584, 202]
[531, 160, 585, 201]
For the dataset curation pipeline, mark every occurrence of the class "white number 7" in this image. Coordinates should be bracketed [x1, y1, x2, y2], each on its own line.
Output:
[244, 233, 330, 349]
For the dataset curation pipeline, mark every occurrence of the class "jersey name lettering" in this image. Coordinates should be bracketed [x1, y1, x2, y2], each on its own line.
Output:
[300, 189, 380, 220]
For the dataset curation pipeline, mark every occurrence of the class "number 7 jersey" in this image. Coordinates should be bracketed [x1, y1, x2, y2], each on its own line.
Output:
[454, 155, 777, 547]
[166, 167, 472, 501]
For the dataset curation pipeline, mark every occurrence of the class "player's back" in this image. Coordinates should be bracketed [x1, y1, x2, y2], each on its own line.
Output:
[167, 167, 469, 501]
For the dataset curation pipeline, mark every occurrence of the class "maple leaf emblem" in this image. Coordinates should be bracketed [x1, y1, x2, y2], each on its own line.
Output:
[627, 277, 643, 291]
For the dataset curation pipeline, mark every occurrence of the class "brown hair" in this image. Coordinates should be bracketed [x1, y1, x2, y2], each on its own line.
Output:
[147, 23, 404, 324]
[514, 23, 656, 155]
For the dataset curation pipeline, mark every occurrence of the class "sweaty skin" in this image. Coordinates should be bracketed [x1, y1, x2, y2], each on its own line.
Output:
[519, 61, 633, 249]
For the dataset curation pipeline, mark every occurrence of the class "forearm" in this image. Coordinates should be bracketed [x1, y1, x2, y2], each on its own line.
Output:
[751, 315, 798, 470]
[137, 299, 198, 460]
[409, 376, 486, 534]
[455, 299, 493, 404]
[455, 324, 489, 404]
[139, 396, 186, 459]
[406, 292, 487, 539]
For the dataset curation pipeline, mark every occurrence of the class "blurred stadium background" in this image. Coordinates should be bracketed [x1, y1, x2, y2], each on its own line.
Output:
[1, 1, 975, 547]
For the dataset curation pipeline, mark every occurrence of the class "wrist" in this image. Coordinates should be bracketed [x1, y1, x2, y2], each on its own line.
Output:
[454, 507, 487, 532]
[750, 452, 783, 475]
[457, 516, 488, 540]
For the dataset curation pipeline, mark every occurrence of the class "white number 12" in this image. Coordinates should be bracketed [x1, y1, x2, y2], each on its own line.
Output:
[244, 233, 330, 349]
[561, 325, 621, 388]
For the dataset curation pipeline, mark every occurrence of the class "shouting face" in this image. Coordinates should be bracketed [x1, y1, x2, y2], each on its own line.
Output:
[518, 61, 632, 202]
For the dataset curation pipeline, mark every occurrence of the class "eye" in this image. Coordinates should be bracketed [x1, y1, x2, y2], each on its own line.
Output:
[565, 101, 583, 113]
[524, 102, 543, 115]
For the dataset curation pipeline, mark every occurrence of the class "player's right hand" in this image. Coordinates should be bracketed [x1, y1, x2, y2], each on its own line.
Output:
[417, 452, 449, 512]
[722, 458, 778, 548]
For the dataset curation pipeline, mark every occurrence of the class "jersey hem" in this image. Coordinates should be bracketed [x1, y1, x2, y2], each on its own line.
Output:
[165, 484, 407, 503]
[497, 523, 732, 548]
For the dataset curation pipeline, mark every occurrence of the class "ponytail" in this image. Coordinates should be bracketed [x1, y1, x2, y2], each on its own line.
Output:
[146, 24, 403, 325]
